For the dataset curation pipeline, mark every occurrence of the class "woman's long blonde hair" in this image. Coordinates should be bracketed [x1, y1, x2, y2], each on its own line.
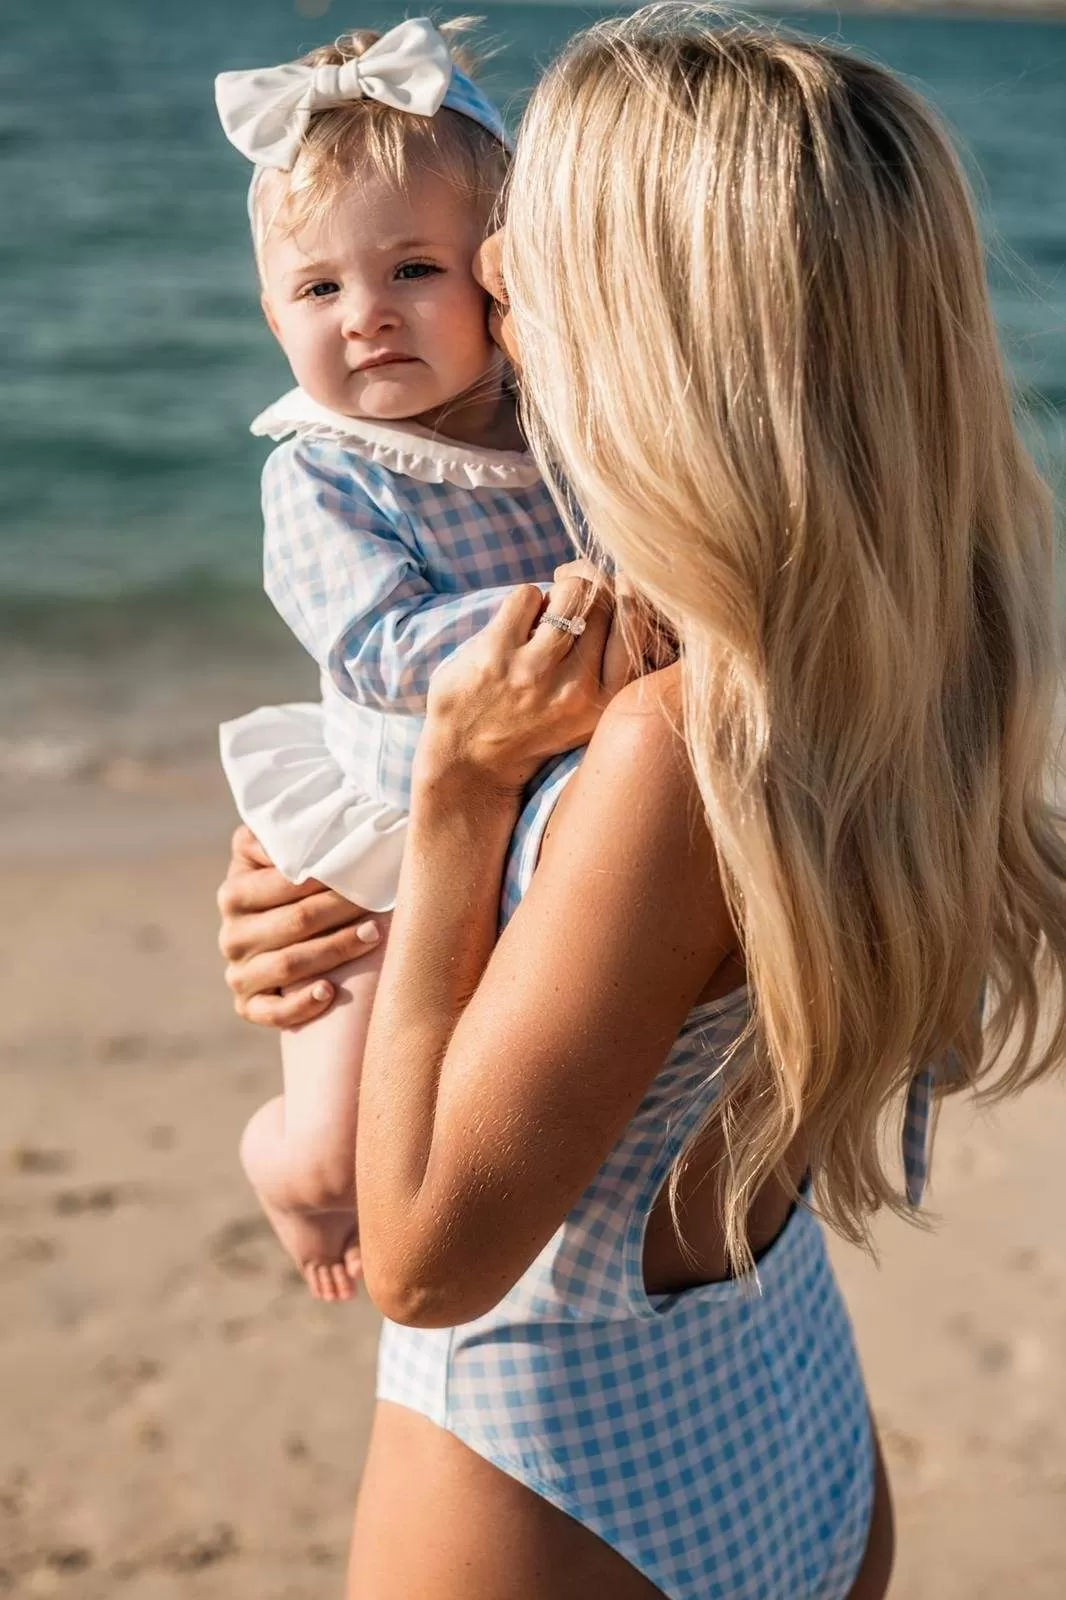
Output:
[505, 4, 1066, 1267]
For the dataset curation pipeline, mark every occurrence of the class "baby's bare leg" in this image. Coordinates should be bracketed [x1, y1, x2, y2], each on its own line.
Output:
[240, 917, 391, 1302]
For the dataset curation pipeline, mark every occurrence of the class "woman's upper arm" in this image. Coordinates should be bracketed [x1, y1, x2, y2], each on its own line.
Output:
[423, 677, 738, 1312]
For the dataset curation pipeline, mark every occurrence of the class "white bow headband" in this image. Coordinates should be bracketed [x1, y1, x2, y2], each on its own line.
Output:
[215, 17, 509, 173]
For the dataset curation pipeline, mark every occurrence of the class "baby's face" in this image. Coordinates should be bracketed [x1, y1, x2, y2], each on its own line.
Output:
[260, 168, 497, 425]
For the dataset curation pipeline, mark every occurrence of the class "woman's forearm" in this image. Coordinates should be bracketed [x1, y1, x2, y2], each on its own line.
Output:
[355, 770, 520, 1294]
[352, 575, 611, 1320]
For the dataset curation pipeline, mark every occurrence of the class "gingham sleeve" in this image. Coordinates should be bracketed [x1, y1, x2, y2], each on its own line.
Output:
[262, 440, 521, 714]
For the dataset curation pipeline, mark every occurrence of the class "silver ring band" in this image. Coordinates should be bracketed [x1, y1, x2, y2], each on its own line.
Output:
[540, 611, 587, 637]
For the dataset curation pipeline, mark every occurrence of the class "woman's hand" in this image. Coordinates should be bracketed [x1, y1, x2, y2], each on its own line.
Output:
[418, 563, 613, 798]
[217, 826, 381, 1028]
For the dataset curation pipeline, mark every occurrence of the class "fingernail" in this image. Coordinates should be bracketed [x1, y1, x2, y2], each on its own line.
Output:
[356, 919, 380, 944]
[311, 981, 332, 1003]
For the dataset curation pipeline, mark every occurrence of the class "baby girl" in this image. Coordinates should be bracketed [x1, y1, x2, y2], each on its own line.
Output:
[214, 19, 576, 1299]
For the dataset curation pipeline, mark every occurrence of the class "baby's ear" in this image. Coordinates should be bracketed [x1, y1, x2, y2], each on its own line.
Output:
[261, 291, 282, 343]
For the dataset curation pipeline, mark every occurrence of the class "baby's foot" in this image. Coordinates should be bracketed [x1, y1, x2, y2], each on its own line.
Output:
[259, 1192, 362, 1302]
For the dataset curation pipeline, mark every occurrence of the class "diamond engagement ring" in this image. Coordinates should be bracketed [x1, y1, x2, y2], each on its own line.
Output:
[540, 611, 587, 637]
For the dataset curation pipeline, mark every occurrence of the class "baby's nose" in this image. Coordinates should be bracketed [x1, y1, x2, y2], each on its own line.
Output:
[341, 290, 399, 338]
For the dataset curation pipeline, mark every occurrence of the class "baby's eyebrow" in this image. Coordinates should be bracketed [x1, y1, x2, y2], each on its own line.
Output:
[377, 236, 441, 253]
[282, 260, 340, 284]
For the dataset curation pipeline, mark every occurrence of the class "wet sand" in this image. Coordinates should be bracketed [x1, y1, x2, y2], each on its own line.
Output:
[1, 761, 1064, 1598]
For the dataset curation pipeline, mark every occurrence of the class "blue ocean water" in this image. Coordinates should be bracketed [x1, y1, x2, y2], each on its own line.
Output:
[0, 0, 1064, 733]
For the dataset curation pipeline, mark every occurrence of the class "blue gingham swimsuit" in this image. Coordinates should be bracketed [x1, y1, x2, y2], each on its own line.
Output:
[379, 750, 939, 1599]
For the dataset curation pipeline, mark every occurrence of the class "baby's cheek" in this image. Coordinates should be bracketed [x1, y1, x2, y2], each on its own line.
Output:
[450, 278, 498, 345]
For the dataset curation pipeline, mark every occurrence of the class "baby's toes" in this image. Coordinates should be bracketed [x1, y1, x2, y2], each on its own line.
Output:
[343, 1244, 363, 1286]
[329, 1262, 354, 1301]
[315, 1263, 339, 1302]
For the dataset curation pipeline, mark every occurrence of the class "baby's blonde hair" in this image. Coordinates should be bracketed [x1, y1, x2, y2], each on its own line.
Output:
[506, 4, 1066, 1269]
[253, 18, 508, 260]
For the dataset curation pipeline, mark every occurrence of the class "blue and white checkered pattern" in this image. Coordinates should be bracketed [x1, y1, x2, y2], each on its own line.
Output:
[902, 989, 986, 1206]
[262, 437, 573, 810]
[902, 1062, 936, 1206]
[378, 759, 885, 1599]
[443, 66, 512, 149]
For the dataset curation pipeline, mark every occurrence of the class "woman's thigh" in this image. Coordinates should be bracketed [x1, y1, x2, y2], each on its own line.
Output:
[347, 1400, 667, 1600]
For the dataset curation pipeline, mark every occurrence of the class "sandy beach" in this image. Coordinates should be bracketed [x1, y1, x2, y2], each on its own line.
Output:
[1, 757, 1064, 1599]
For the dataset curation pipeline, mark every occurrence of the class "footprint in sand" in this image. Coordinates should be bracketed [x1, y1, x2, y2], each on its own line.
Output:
[9, 1146, 73, 1176]
[136, 1419, 167, 1454]
[110, 1525, 239, 1584]
[4, 1235, 58, 1267]
[158, 1524, 239, 1574]
[97, 1354, 162, 1398]
[52, 1183, 145, 1216]
[946, 1312, 1048, 1381]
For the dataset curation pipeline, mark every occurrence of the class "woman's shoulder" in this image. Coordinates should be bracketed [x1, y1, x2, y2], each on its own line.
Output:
[529, 665, 737, 988]
[544, 665, 708, 871]
[583, 665, 691, 795]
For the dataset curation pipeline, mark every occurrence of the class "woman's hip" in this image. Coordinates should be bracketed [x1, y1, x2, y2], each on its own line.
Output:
[348, 1398, 669, 1600]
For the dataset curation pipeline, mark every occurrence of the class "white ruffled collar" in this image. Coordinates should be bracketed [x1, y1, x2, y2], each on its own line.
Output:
[251, 387, 542, 490]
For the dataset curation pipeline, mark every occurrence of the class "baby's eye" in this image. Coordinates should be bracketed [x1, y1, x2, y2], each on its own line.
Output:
[303, 280, 339, 299]
[394, 262, 442, 282]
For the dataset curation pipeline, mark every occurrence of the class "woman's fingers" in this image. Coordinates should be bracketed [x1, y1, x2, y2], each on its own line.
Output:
[563, 579, 614, 690]
[419, 565, 619, 794]
[225, 918, 380, 1005]
[218, 825, 383, 1029]
[602, 573, 644, 696]
[527, 566, 606, 665]
[219, 885, 380, 963]
[217, 864, 325, 921]
[236, 980, 337, 1029]
[227, 823, 274, 873]
[484, 582, 546, 646]
[554, 558, 603, 584]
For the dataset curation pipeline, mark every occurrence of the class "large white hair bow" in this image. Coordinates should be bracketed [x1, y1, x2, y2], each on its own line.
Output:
[215, 17, 453, 171]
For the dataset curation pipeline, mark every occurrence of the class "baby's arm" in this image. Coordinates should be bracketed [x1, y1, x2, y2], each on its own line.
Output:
[263, 440, 538, 714]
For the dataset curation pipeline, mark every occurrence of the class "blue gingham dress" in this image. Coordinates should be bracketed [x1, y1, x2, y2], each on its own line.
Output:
[219, 388, 575, 910]
[379, 750, 943, 1599]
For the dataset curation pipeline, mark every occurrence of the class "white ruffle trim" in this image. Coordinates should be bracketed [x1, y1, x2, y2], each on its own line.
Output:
[251, 387, 542, 490]
[219, 701, 407, 912]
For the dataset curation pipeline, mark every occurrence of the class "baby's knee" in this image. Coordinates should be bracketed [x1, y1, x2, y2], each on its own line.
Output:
[240, 1102, 354, 1212]
[239, 1097, 284, 1182]
[284, 1147, 357, 1213]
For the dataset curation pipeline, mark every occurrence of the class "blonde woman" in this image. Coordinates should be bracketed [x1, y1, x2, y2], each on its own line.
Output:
[217, 9, 1066, 1597]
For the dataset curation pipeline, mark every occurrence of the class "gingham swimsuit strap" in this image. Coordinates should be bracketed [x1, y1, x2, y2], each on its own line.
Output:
[902, 1064, 936, 1207]
[903, 980, 987, 1207]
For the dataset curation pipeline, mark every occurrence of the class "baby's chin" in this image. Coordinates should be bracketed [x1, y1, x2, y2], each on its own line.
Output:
[340, 368, 447, 424]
